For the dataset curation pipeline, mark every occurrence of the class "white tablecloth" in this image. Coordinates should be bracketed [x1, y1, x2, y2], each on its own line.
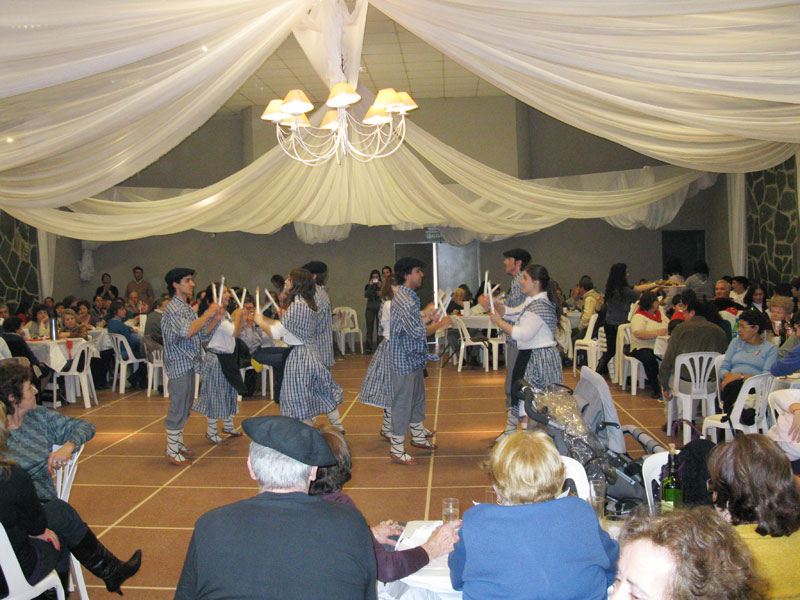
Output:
[384, 521, 461, 600]
[27, 339, 77, 371]
[566, 311, 582, 331]
[88, 327, 112, 352]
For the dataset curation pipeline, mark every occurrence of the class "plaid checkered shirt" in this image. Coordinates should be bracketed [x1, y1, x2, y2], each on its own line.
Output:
[503, 271, 526, 348]
[162, 295, 202, 379]
[391, 285, 427, 375]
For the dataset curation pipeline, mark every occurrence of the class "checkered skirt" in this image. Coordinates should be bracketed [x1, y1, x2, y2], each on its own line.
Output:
[193, 351, 238, 419]
[358, 338, 392, 408]
[279, 345, 343, 420]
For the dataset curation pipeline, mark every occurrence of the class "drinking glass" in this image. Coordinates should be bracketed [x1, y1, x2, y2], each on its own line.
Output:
[589, 480, 607, 519]
[442, 498, 460, 524]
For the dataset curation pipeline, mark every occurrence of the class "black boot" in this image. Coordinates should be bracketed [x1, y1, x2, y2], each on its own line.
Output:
[71, 529, 141, 595]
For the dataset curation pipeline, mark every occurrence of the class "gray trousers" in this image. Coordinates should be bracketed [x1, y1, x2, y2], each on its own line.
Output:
[165, 370, 195, 430]
[391, 368, 426, 436]
[504, 344, 519, 409]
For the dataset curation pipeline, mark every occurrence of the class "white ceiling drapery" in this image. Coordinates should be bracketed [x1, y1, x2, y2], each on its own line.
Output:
[1, 0, 798, 238]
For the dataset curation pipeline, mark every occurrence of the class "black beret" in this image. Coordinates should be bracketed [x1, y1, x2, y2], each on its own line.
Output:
[502, 248, 531, 265]
[242, 416, 336, 466]
[165, 268, 195, 289]
[301, 261, 328, 275]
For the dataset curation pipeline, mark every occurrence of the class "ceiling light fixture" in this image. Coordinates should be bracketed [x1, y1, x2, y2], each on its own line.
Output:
[261, 83, 417, 166]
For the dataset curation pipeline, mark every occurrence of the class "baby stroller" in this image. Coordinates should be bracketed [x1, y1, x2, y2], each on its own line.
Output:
[513, 366, 666, 513]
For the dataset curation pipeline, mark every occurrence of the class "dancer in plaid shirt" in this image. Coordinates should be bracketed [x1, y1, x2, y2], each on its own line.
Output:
[479, 248, 531, 442]
[389, 258, 449, 465]
[302, 261, 335, 369]
[162, 268, 223, 466]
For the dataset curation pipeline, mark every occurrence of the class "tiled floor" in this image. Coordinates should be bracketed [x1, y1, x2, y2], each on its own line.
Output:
[57, 355, 671, 599]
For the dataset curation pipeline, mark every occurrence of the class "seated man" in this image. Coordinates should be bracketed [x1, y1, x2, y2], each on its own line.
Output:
[658, 299, 728, 401]
[571, 275, 602, 344]
[175, 416, 377, 600]
[1, 316, 55, 390]
[711, 278, 744, 313]
[143, 295, 169, 344]
[238, 297, 285, 369]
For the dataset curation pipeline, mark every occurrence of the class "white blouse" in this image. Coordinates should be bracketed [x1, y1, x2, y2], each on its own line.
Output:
[629, 310, 667, 351]
[379, 300, 391, 340]
[206, 314, 236, 353]
[511, 293, 556, 350]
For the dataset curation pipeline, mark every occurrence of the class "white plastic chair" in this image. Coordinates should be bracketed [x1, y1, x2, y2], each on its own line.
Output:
[108, 334, 146, 394]
[239, 364, 274, 399]
[561, 456, 590, 500]
[52, 341, 98, 409]
[556, 316, 572, 359]
[619, 325, 646, 395]
[452, 316, 489, 372]
[0, 522, 65, 600]
[332, 307, 363, 355]
[52, 444, 88, 600]
[665, 352, 721, 445]
[572, 313, 599, 376]
[146, 349, 168, 398]
[486, 327, 505, 371]
[642, 451, 669, 514]
[702, 373, 773, 441]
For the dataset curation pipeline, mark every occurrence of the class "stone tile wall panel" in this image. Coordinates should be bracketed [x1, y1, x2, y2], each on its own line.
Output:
[0, 211, 40, 313]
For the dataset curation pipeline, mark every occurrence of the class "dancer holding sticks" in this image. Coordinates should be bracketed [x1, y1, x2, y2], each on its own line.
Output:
[254, 269, 345, 430]
[193, 282, 246, 443]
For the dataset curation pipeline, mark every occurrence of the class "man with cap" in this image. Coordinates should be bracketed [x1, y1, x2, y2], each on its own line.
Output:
[162, 268, 222, 465]
[389, 257, 447, 465]
[479, 248, 531, 442]
[301, 261, 335, 368]
[175, 416, 377, 600]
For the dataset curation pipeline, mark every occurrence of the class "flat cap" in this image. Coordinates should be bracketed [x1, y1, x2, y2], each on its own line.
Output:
[502, 248, 531, 265]
[242, 416, 336, 466]
[301, 261, 328, 275]
[165, 267, 195, 289]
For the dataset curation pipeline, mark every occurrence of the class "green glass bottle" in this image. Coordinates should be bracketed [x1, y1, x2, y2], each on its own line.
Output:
[661, 443, 683, 512]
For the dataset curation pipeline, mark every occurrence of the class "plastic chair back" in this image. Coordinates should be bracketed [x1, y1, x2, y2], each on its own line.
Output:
[0, 520, 65, 600]
[642, 452, 669, 514]
[53, 443, 84, 503]
[561, 456, 590, 500]
[728, 373, 773, 435]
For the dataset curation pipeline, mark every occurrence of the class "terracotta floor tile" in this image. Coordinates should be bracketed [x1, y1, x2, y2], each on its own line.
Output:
[343, 488, 428, 524]
[120, 487, 255, 527]
[349, 456, 431, 488]
[69, 484, 158, 528]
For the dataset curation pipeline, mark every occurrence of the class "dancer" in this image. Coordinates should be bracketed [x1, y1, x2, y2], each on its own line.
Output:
[162, 268, 221, 466]
[389, 258, 447, 465]
[302, 261, 335, 368]
[490, 264, 563, 440]
[358, 275, 397, 438]
[193, 284, 246, 444]
[255, 269, 344, 430]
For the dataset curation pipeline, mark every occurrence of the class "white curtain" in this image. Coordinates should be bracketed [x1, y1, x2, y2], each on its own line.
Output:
[726, 173, 747, 275]
[370, 0, 800, 172]
[2, 0, 800, 214]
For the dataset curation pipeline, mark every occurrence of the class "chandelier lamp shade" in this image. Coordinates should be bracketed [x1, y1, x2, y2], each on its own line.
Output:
[261, 83, 417, 166]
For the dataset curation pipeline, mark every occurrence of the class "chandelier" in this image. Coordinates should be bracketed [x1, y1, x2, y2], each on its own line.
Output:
[261, 83, 417, 166]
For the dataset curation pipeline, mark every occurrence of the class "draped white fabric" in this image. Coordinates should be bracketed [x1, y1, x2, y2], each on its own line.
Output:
[2, 0, 800, 216]
[35, 230, 56, 299]
[371, 0, 800, 172]
[726, 173, 748, 275]
[3, 119, 715, 241]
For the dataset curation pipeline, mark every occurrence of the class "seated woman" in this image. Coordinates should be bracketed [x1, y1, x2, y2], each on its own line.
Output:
[0, 362, 141, 594]
[75, 299, 96, 330]
[309, 426, 458, 583]
[768, 295, 794, 345]
[707, 434, 800, 599]
[718, 310, 777, 417]
[58, 308, 88, 340]
[25, 303, 51, 339]
[612, 506, 764, 600]
[628, 290, 669, 398]
[744, 282, 770, 315]
[449, 430, 618, 599]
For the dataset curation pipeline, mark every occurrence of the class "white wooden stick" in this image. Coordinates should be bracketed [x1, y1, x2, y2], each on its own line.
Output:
[255, 288, 260, 313]
[488, 279, 495, 313]
[218, 276, 226, 306]
[484, 270, 489, 298]
[237, 287, 246, 308]
[491, 283, 501, 295]
[263, 286, 278, 313]
[438, 292, 453, 320]
[211, 282, 218, 304]
[230, 288, 240, 308]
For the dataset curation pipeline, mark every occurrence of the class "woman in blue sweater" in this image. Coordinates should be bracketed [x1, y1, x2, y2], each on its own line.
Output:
[449, 430, 618, 600]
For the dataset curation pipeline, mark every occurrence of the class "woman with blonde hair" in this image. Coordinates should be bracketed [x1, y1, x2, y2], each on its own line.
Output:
[449, 430, 618, 599]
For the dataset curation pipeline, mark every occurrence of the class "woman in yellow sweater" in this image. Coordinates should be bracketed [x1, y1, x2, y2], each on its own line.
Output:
[707, 434, 800, 600]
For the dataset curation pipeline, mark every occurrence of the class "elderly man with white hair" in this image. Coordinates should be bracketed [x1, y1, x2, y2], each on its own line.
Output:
[175, 416, 377, 600]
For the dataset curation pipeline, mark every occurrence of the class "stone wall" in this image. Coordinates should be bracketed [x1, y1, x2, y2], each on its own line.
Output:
[746, 156, 798, 286]
[0, 212, 40, 313]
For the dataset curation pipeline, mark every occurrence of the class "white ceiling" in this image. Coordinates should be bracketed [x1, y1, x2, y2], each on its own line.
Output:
[217, 4, 505, 115]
